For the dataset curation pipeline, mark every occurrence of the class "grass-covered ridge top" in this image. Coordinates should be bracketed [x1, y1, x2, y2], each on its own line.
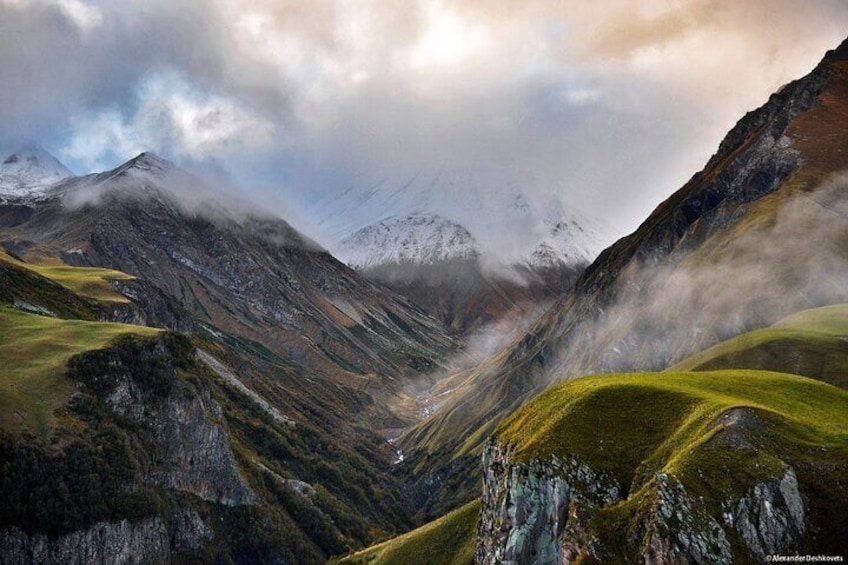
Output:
[670, 304, 848, 389]
[335, 499, 479, 565]
[773, 303, 848, 334]
[0, 249, 134, 303]
[0, 307, 160, 435]
[495, 370, 848, 489]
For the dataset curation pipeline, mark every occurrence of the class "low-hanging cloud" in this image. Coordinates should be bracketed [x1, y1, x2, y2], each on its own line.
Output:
[1, 0, 847, 249]
[545, 171, 848, 380]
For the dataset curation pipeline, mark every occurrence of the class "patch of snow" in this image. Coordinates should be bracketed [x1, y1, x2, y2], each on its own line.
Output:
[0, 146, 73, 200]
[336, 213, 478, 269]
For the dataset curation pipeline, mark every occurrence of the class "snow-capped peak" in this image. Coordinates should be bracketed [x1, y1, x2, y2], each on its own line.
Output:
[0, 146, 73, 197]
[336, 213, 478, 269]
[305, 170, 616, 271]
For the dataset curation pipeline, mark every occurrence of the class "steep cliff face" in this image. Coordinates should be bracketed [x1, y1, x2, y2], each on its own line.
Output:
[0, 333, 254, 563]
[477, 441, 619, 564]
[95, 349, 257, 506]
[0, 518, 170, 565]
[479, 439, 812, 564]
[0, 510, 213, 565]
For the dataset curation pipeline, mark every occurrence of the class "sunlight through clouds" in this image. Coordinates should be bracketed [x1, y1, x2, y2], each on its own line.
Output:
[61, 71, 273, 169]
[409, 1, 490, 71]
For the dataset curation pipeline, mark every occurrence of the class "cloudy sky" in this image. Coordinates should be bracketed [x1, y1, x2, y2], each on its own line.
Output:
[1, 0, 847, 242]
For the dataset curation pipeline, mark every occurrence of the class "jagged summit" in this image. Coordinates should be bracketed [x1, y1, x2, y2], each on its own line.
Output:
[113, 151, 176, 178]
[0, 146, 73, 197]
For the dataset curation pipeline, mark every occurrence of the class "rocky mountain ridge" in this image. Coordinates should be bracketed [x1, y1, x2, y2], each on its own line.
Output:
[0, 149, 465, 562]
[395, 37, 848, 523]
[475, 366, 845, 563]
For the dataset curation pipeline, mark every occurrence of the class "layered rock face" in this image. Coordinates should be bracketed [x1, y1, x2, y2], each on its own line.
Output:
[0, 510, 212, 565]
[476, 441, 619, 564]
[0, 518, 170, 565]
[104, 363, 257, 507]
[477, 441, 808, 564]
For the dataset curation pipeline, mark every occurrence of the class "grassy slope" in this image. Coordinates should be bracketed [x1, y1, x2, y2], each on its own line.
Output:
[670, 304, 848, 389]
[0, 250, 134, 303]
[338, 369, 848, 562]
[497, 371, 847, 479]
[0, 307, 159, 435]
[335, 500, 479, 565]
[496, 370, 848, 559]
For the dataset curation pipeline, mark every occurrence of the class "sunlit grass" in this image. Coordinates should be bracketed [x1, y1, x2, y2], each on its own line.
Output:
[336, 500, 479, 565]
[497, 370, 848, 487]
[670, 304, 848, 388]
[0, 307, 159, 436]
[0, 250, 134, 303]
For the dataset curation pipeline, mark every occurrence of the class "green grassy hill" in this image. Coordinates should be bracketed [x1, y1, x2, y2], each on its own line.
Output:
[498, 370, 847, 477]
[0, 250, 134, 303]
[670, 304, 848, 389]
[336, 500, 479, 565]
[495, 370, 848, 560]
[0, 307, 159, 435]
[348, 369, 848, 561]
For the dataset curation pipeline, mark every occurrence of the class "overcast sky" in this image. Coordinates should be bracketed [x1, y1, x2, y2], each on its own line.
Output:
[1, 0, 847, 241]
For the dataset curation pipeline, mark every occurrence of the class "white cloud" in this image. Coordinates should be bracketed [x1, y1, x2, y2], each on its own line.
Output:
[1, 0, 847, 247]
[53, 0, 103, 34]
[61, 71, 274, 169]
[409, 1, 491, 71]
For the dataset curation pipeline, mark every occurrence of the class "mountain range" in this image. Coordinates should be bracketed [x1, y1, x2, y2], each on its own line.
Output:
[307, 171, 612, 336]
[1, 34, 847, 565]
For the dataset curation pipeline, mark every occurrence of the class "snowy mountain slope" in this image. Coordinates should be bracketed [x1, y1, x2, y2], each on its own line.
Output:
[338, 214, 478, 269]
[0, 146, 73, 198]
[306, 170, 614, 273]
[527, 214, 611, 269]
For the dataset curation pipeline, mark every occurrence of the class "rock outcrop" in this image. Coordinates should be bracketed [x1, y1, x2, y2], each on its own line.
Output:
[477, 440, 619, 564]
[80, 335, 257, 507]
[0, 510, 215, 565]
[728, 468, 805, 561]
[477, 440, 809, 564]
[0, 518, 170, 565]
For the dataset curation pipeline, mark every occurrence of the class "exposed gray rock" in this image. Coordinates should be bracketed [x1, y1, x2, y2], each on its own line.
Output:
[105, 279, 195, 332]
[11, 300, 55, 317]
[105, 375, 257, 506]
[642, 474, 732, 565]
[477, 440, 619, 565]
[0, 518, 169, 565]
[286, 479, 317, 499]
[730, 467, 805, 560]
[477, 438, 809, 564]
[169, 510, 213, 554]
